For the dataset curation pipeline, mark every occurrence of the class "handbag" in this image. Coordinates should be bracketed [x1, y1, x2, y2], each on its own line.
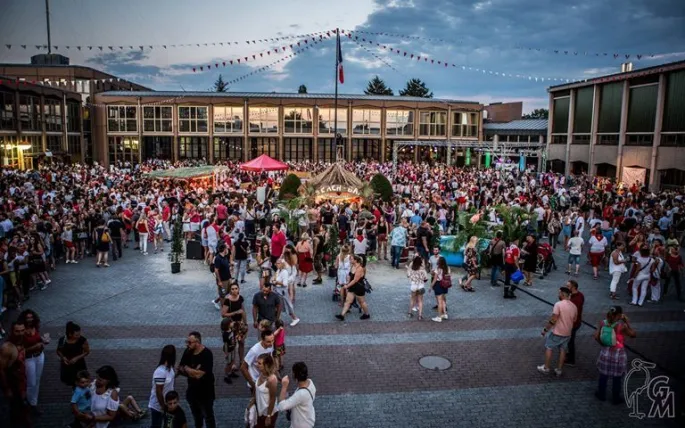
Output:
[511, 269, 524, 283]
[286, 386, 314, 421]
[440, 274, 452, 289]
[363, 278, 373, 294]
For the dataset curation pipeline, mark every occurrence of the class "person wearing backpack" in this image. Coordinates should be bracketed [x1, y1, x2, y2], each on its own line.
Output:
[277, 362, 315, 428]
[593, 306, 637, 404]
[93, 220, 111, 268]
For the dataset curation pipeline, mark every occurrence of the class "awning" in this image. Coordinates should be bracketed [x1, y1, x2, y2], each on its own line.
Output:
[240, 154, 289, 172]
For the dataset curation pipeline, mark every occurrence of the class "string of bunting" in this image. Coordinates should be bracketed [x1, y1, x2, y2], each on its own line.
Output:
[342, 29, 662, 61]
[351, 39, 407, 77]
[2, 31, 329, 52]
[341, 30, 580, 83]
[0, 76, 139, 89]
[86, 96, 187, 108]
[191, 32, 333, 72]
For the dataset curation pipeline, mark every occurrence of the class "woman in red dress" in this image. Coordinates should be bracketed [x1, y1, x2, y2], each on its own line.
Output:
[295, 233, 314, 288]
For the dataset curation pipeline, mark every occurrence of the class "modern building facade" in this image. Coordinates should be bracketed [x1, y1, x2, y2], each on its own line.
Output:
[0, 59, 150, 164]
[0, 76, 83, 169]
[547, 59, 685, 190]
[91, 91, 483, 166]
[483, 101, 523, 123]
[483, 119, 547, 169]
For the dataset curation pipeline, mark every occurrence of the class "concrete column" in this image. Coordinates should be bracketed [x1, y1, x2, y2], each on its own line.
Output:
[545, 92, 554, 173]
[588, 84, 600, 178]
[61, 94, 68, 152]
[380, 106, 387, 162]
[564, 89, 575, 177]
[137, 98, 143, 163]
[39, 95, 46, 152]
[172, 105, 179, 162]
[208, 104, 214, 163]
[243, 100, 249, 161]
[313, 105, 319, 162]
[446, 106, 452, 165]
[649, 73, 667, 191]
[616, 80, 630, 181]
[79, 105, 85, 165]
[346, 103, 352, 161]
[537, 134, 544, 171]
[278, 105, 284, 161]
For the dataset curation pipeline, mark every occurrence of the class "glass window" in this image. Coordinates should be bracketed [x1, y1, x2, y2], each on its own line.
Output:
[213, 106, 244, 134]
[250, 137, 279, 159]
[249, 107, 278, 133]
[0, 92, 16, 130]
[419, 111, 446, 136]
[214, 136, 243, 160]
[67, 102, 80, 132]
[178, 136, 208, 159]
[108, 136, 140, 164]
[67, 135, 81, 155]
[178, 106, 208, 133]
[283, 137, 312, 162]
[386, 110, 414, 136]
[318, 108, 347, 135]
[284, 108, 313, 134]
[451, 112, 478, 137]
[46, 135, 63, 152]
[107, 105, 138, 133]
[143, 136, 173, 160]
[19, 95, 41, 132]
[351, 138, 380, 161]
[23, 135, 42, 156]
[318, 137, 337, 163]
[143, 106, 173, 133]
[44, 99, 63, 132]
[352, 109, 381, 135]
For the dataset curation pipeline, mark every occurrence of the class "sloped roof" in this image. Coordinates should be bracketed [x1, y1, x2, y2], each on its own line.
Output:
[307, 163, 364, 190]
[483, 119, 548, 132]
[146, 165, 225, 179]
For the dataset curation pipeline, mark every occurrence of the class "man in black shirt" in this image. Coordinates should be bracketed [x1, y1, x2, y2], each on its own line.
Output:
[252, 283, 281, 331]
[107, 215, 125, 261]
[212, 244, 231, 310]
[178, 331, 215, 428]
[415, 221, 432, 263]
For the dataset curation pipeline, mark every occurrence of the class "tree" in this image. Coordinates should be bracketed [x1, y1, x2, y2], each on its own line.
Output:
[522, 108, 549, 119]
[214, 74, 228, 92]
[364, 76, 393, 95]
[399, 78, 433, 98]
[278, 173, 302, 200]
[370, 173, 393, 202]
[298, 84, 307, 94]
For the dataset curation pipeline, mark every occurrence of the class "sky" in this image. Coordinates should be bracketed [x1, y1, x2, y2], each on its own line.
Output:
[1, 0, 684, 112]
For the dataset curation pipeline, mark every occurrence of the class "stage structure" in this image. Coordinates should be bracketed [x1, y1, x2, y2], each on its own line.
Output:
[391, 140, 547, 175]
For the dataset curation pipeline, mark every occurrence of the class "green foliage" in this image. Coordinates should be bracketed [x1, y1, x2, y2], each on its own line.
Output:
[443, 210, 489, 252]
[431, 222, 441, 250]
[522, 108, 548, 119]
[168, 218, 184, 264]
[214, 74, 228, 92]
[278, 174, 302, 200]
[370, 173, 393, 202]
[298, 84, 307, 94]
[325, 223, 340, 258]
[364, 76, 393, 95]
[494, 205, 531, 244]
[399, 78, 433, 98]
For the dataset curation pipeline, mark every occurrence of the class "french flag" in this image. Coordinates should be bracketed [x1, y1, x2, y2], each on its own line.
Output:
[337, 33, 344, 84]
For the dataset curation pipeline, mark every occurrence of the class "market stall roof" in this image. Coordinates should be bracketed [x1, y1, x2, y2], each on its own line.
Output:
[146, 165, 226, 179]
[240, 154, 289, 172]
[307, 163, 364, 189]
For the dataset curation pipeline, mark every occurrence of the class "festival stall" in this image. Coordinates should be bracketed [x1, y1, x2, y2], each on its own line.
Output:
[239, 154, 289, 172]
[146, 165, 229, 189]
[304, 163, 365, 203]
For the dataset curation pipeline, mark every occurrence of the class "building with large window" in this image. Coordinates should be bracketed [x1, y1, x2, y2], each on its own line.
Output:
[0, 76, 83, 169]
[547, 59, 685, 189]
[0, 58, 150, 163]
[92, 92, 483, 165]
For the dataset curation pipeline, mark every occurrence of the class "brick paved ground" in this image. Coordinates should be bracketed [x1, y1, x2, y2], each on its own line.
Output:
[3, 241, 684, 427]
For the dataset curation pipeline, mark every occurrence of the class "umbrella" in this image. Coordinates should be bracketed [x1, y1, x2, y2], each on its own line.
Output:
[240, 154, 289, 172]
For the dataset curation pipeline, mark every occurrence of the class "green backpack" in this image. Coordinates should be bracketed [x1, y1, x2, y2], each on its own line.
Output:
[599, 320, 618, 347]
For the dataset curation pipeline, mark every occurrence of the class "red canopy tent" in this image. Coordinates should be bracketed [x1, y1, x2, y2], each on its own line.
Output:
[240, 154, 289, 172]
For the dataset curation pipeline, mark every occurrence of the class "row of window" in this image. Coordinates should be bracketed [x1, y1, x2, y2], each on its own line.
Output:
[0, 92, 81, 133]
[551, 133, 668, 146]
[106, 105, 480, 138]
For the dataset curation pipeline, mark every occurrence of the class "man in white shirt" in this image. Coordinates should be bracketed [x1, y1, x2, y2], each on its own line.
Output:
[277, 362, 316, 428]
[240, 329, 275, 390]
[566, 231, 584, 276]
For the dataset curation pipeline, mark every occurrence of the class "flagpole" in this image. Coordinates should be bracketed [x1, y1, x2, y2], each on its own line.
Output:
[334, 28, 340, 162]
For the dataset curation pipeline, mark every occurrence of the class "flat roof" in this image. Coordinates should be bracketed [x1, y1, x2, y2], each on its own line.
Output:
[483, 119, 548, 132]
[548, 59, 685, 92]
[98, 91, 481, 104]
[0, 63, 151, 89]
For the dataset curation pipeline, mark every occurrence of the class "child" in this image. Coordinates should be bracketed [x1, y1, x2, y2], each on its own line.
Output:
[70, 370, 95, 428]
[273, 319, 286, 372]
[258, 319, 272, 334]
[118, 392, 146, 421]
[162, 390, 187, 428]
[221, 317, 237, 384]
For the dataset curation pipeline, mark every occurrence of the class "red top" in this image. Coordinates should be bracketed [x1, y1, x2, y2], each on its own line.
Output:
[137, 221, 148, 232]
[504, 245, 519, 265]
[271, 230, 286, 258]
[162, 206, 171, 221]
[570, 291, 584, 329]
[216, 204, 228, 220]
[24, 330, 43, 355]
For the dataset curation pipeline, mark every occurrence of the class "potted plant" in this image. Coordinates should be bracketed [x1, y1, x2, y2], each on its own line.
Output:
[325, 223, 340, 278]
[168, 218, 184, 274]
[439, 209, 490, 266]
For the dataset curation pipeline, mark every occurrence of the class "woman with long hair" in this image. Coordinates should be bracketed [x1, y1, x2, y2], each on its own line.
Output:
[153, 213, 164, 254]
[19, 309, 48, 413]
[431, 256, 450, 322]
[295, 233, 314, 288]
[608, 242, 627, 300]
[90, 365, 120, 427]
[335, 245, 352, 305]
[148, 345, 177, 427]
[460, 236, 479, 292]
[377, 216, 389, 261]
[254, 354, 279, 428]
[520, 234, 538, 287]
[233, 233, 250, 284]
[136, 212, 150, 255]
[593, 306, 636, 404]
[56, 321, 90, 387]
[407, 255, 428, 320]
[335, 255, 371, 320]
[28, 233, 50, 289]
[284, 246, 299, 304]
[256, 242, 272, 291]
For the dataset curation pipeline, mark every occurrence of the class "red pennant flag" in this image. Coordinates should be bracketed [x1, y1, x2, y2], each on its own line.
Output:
[417, 56, 420, 60]
[267, 51, 271, 55]
[282, 47, 286, 51]
[437, 61, 441, 64]
[290, 44, 293, 48]
[444, 63, 448, 67]
[252, 55, 256, 59]
[222, 61, 226, 66]
[362, 38, 366, 42]
[297, 42, 300, 46]
[404, 52, 407, 56]
[200, 66, 203, 71]
[230, 60, 233, 64]
[244, 57, 248, 61]
[215, 63, 219, 68]
[260, 53, 263, 57]
[410, 54, 414, 58]
[348, 34, 351, 38]
[431, 59, 434, 63]
[207, 65, 211, 69]
[237, 59, 241, 63]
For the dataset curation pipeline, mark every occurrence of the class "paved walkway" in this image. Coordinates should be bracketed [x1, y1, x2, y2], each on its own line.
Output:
[4, 242, 684, 427]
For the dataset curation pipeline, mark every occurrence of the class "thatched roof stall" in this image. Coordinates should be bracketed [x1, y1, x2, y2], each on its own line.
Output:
[305, 163, 364, 202]
[146, 166, 229, 187]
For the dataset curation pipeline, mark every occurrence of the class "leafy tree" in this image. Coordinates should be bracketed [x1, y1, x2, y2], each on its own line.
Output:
[298, 84, 307, 94]
[522, 108, 549, 119]
[364, 76, 393, 95]
[370, 173, 393, 202]
[213, 74, 228, 92]
[399, 78, 433, 98]
[278, 173, 302, 200]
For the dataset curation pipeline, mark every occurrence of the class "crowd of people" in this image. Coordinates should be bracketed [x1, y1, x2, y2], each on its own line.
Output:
[0, 157, 683, 427]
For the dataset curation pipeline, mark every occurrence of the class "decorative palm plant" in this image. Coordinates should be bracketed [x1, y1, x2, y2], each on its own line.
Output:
[442, 210, 489, 253]
[493, 205, 531, 245]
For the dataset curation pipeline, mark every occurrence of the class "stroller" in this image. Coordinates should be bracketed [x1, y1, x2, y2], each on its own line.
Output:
[536, 243, 556, 279]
